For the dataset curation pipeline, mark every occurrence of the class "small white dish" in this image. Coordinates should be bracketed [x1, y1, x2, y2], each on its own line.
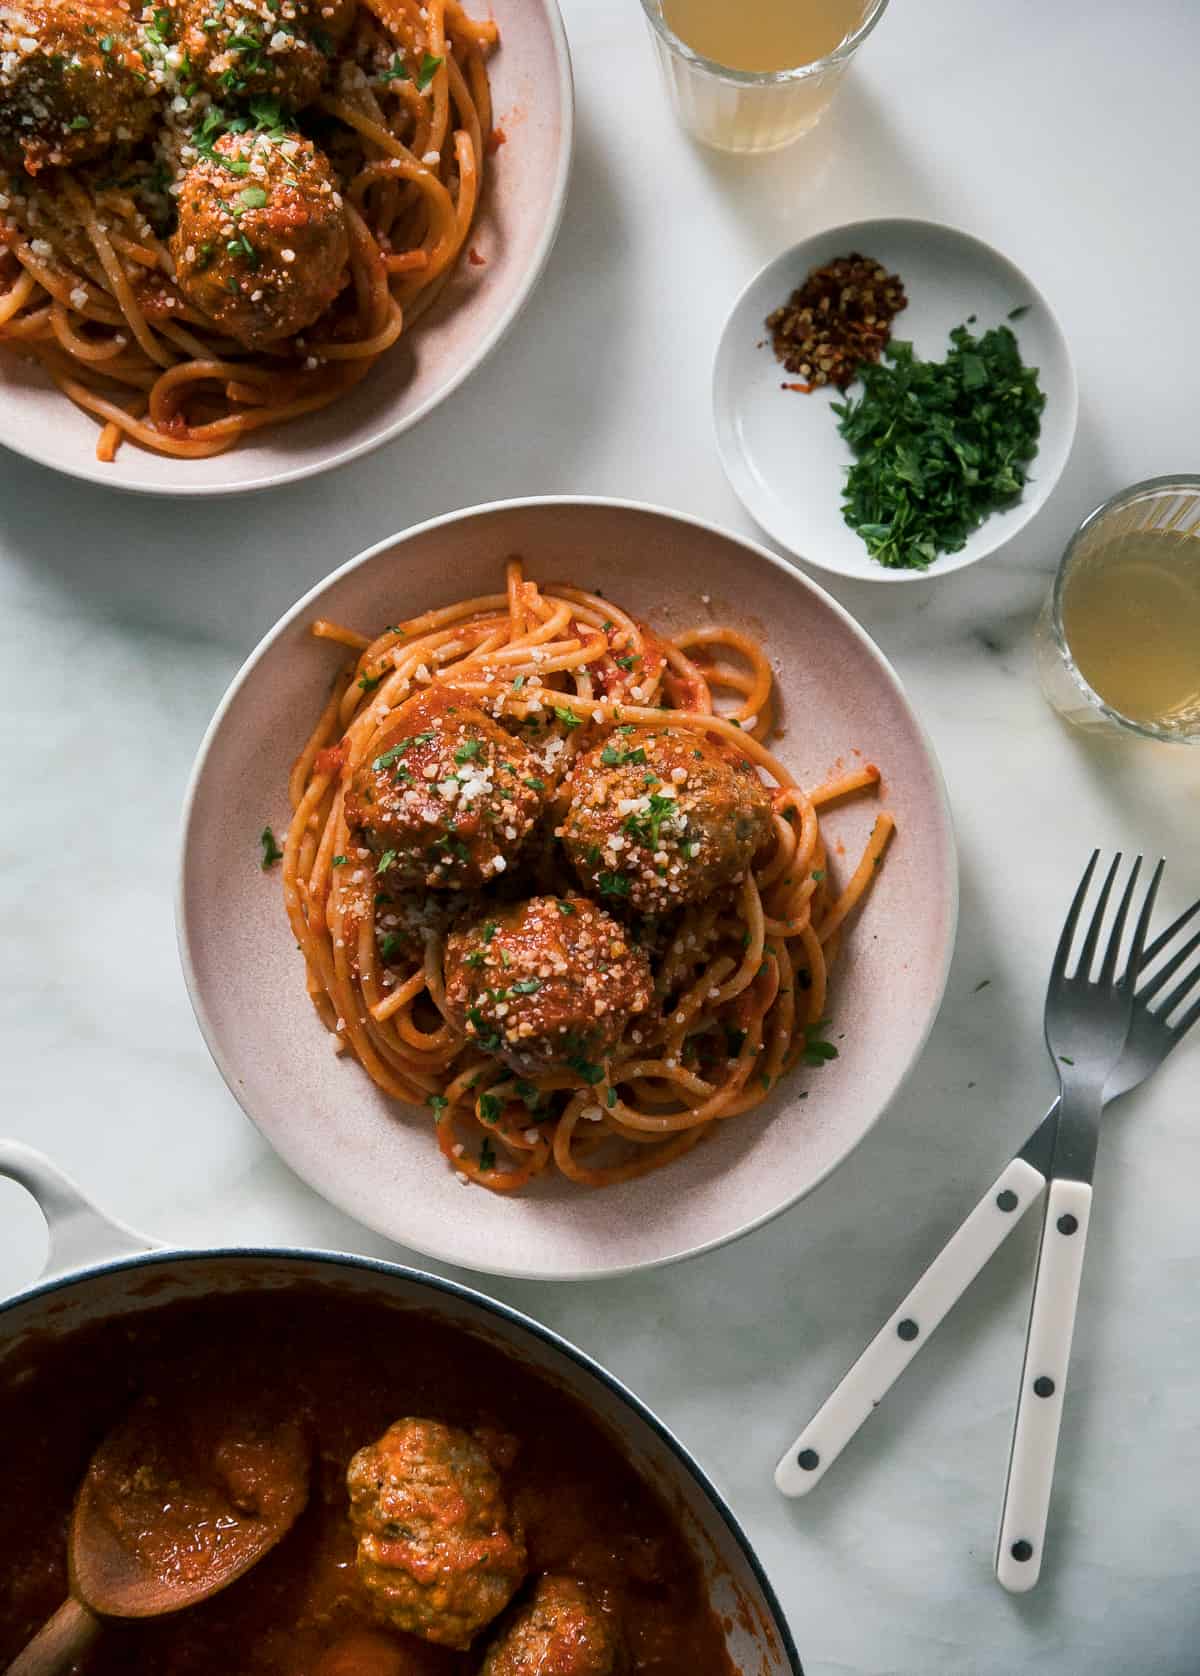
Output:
[713, 218, 1078, 583]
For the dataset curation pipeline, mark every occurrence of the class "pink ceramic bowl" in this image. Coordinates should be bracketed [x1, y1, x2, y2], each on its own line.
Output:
[178, 498, 958, 1278]
[0, 0, 573, 497]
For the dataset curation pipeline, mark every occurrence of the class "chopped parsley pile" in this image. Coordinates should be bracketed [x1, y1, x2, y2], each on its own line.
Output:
[831, 314, 1045, 570]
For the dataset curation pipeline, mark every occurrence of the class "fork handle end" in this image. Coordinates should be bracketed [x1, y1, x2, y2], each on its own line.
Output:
[775, 1156, 1047, 1498]
[996, 1177, 1093, 1592]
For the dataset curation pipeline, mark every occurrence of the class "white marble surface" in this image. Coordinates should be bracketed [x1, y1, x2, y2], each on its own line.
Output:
[2, 1, 1200, 1670]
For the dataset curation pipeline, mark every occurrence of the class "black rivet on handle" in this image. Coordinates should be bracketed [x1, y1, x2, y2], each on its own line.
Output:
[797, 1448, 819, 1471]
[1033, 1376, 1056, 1398]
[1057, 1213, 1079, 1235]
[897, 1318, 919, 1342]
[1011, 1540, 1034, 1563]
[996, 1189, 1019, 1212]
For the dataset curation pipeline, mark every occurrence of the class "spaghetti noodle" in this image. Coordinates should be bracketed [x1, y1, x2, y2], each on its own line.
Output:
[283, 559, 895, 1192]
[0, 0, 496, 460]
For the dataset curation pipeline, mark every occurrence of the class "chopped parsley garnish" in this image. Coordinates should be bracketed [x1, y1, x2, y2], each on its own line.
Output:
[614, 655, 637, 672]
[811, 869, 824, 882]
[481, 921, 498, 943]
[237, 185, 268, 211]
[832, 322, 1045, 570]
[454, 738, 482, 764]
[428, 1093, 448, 1112]
[567, 1055, 604, 1085]
[598, 872, 631, 898]
[226, 231, 259, 269]
[466, 1006, 503, 1052]
[553, 706, 582, 730]
[465, 950, 485, 968]
[259, 826, 283, 869]
[479, 1137, 497, 1171]
[600, 743, 647, 767]
[510, 977, 541, 995]
[623, 792, 680, 851]
[69, 114, 91, 130]
[375, 849, 398, 875]
[606, 1087, 617, 1108]
[331, 854, 347, 866]
[357, 667, 385, 691]
[512, 674, 526, 690]
[415, 50, 443, 90]
[379, 932, 407, 961]
[1007, 304, 1031, 320]
[98, 33, 114, 51]
[478, 1093, 502, 1123]
[555, 900, 576, 915]
[1059, 1055, 1075, 1066]
[514, 1079, 542, 1112]
[379, 52, 409, 80]
[524, 777, 545, 791]
[802, 1034, 839, 1065]
[602, 620, 614, 632]
[146, 6, 173, 42]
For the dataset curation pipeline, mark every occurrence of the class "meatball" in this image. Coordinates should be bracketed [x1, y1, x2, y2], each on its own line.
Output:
[0, 0, 155, 175]
[481, 1576, 624, 1676]
[169, 0, 353, 107]
[170, 128, 348, 348]
[443, 896, 653, 1079]
[559, 727, 773, 917]
[344, 692, 549, 893]
[346, 1418, 526, 1651]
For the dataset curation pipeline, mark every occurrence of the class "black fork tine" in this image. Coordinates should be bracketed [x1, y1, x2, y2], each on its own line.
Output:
[1077, 852, 1122, 981]
[1156, 953, 1200, 1024]
[1112, 858, 1159, 985]
[1170, 993, 1200, 1042]
[1100, 855, 1144, 986]
[1053, 849, 1100, 983]
[1141, 895, 1200, 971]
[1138, 925, 1200, 1004]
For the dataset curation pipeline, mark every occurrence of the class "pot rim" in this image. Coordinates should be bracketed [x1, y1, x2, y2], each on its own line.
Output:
[0, 1242, 803, 1675]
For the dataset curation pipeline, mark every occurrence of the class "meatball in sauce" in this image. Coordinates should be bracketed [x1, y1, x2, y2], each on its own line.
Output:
[481, 1575, 625, 1676]
[170, 128, 348, 348]
[345, 691, 549, 893]
[167, 0, 354, 107]
[443, 896, 653, 1079]
[0, 0, 156, 174]
[559, 727, 773, 918]
[346, 1418, 527, 1651]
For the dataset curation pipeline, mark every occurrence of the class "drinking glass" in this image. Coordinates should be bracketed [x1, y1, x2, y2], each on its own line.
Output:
[1033, 475, 1200, 742]
[639, 0, 889, 155]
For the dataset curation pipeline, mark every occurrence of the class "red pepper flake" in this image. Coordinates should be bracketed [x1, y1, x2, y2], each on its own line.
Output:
[766, 253, 907, 392]
[485, 126, 507, 155]
[468, 246, 486, 266]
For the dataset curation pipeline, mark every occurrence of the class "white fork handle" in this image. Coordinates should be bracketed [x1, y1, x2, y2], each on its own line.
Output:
[775, 1156, 1047, 1496]
[996, 1177, 1093, 1591]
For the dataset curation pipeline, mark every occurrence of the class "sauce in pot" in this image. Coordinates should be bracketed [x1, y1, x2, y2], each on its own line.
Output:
[0, 1289, 738, 1675]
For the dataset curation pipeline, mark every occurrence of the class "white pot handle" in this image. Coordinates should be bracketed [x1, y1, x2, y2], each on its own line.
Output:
[0, 1141, 158, 1280]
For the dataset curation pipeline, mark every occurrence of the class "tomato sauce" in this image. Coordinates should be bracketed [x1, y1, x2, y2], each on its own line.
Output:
[0, 1289, 737, 1676]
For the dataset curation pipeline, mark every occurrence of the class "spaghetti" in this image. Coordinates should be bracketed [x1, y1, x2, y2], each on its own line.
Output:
[0, 0, 497, 460]
[283, 559, 895, 1192]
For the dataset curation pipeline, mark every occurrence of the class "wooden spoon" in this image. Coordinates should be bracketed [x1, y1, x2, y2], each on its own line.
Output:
[8, 1390, 310, 1675]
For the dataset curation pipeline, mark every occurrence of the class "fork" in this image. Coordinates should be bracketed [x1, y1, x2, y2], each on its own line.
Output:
[994, 851, 1161, 1590]
[775, 888, 1200, 1503]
